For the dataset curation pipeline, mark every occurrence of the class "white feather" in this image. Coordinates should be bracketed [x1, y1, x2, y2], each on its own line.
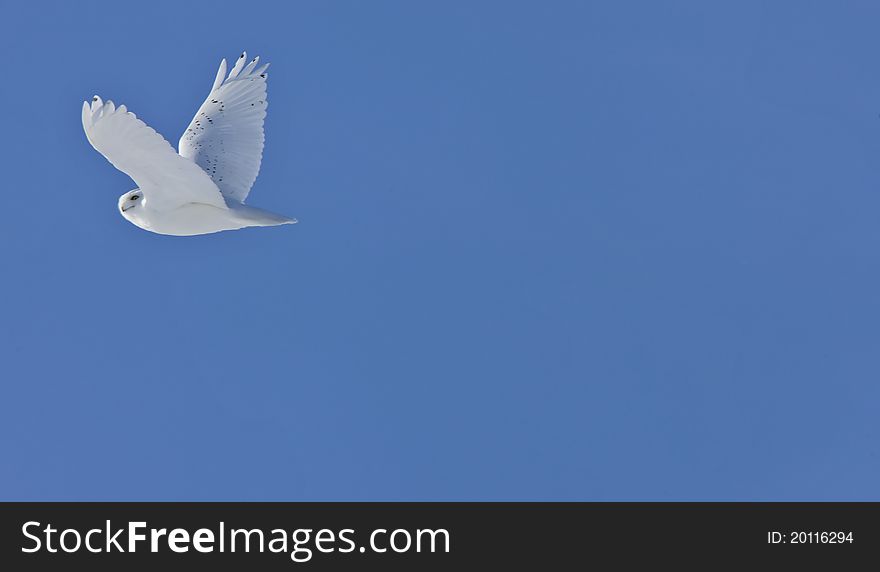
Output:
[178, 52, 271, 203]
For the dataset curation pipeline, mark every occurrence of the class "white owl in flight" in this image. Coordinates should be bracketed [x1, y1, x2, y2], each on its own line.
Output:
[82, 51, 296, 236]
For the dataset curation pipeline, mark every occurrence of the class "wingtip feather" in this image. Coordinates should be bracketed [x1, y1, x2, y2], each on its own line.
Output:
[81, 101, 91, 128]
[242, 55, 260, 76]
[228, 51, 247, 79]
[212, 59, 228, 91]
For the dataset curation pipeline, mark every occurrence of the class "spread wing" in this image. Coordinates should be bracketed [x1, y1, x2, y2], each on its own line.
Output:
[178, 52, 270, 203]
[82, 96, 227, 211]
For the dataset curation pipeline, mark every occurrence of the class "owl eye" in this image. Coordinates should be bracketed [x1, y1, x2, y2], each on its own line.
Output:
[131, 195, 140, 201]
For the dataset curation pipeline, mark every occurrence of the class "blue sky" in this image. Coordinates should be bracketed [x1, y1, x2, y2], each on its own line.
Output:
[1, 1, 879, 500]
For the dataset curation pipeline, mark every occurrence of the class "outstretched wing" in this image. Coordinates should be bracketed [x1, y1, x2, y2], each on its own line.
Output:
[82, 96, 226, 211]
[178, 51, 270, 203]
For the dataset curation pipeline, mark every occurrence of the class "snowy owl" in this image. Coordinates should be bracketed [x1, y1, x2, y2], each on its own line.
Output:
[82, 52, 296, 236]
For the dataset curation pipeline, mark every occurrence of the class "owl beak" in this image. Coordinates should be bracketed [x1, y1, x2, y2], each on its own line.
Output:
[121, 205, 133, 213]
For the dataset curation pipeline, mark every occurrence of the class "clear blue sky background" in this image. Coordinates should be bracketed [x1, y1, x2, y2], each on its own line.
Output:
[1, 1, 878, 500]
